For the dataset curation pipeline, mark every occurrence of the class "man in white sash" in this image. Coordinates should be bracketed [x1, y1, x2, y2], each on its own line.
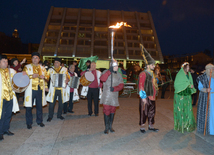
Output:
[46, 58, 70, 122]
[63, 65, 78, 114]
[0, 55, 19, 141]
[81, 62, 102, 116]
[23, 52, 47, 129]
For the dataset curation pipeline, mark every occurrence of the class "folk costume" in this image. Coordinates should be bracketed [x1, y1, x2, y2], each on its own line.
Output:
[138, 44, 159, 133]
[63, 71, 78, 113]
[81, 69, 102, 116]
[196, 64, 214, 135]
[23, 52, 47, 129]
[0, 55, 19, 140]
[100, 60, 124, 134]
[46, 58, 70, 121]
[173, 62, 196, 133]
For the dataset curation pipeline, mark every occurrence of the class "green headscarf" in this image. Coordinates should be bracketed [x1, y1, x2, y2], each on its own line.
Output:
[174, 68, 196, 94]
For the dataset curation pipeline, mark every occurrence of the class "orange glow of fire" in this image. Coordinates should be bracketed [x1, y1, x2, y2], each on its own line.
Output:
[109, 22, 131, 29]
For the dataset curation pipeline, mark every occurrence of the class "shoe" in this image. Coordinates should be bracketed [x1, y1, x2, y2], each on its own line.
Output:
[57, 116, 65, 120]
[0, 135, 3, 141]
[148, 127, 159, 132]
[4, 130, 14, 136]
[95, 114, 98, 117]
[63, 112, 67, 114]
[47, 117, 52, 122]
[140, 129, 146, 133]
[27, 124, 32, 129]
[38, 123, 45, 127]
[88, 114, 92, 116]
[68, 110, 74, 113]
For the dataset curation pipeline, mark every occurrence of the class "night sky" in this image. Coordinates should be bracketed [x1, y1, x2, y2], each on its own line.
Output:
[0, 0, 213, 56]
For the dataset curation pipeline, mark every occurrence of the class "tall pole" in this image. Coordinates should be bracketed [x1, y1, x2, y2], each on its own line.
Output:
[109, 28, 116, 88]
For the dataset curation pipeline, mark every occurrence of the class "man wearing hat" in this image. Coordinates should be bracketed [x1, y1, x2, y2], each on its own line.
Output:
[46, 57, 70, 122]
[138, 44, 159, 133]
[196, 63, 214, 135]
[0, 55, 19, 141]
[100, 59, 124, 134]
[23, 52, 47, 129]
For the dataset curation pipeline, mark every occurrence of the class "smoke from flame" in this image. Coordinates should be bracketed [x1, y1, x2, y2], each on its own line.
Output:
[109, 22, 131, 28]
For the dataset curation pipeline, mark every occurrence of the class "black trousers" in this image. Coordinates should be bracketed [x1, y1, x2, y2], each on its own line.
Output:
[26, 87, 43, 125]
[139, 98, 156, 126]
[63, 92, 73, 113]
[87, 88, 99, 115]
[48, 89, 63, 118]
[0, 99, 13, 135]
[161, 83, 169, 98]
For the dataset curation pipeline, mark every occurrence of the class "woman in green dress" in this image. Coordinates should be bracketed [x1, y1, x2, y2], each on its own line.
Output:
[174, 62, 196, 133]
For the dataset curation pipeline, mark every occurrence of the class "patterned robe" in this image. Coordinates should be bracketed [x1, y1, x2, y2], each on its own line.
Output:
[196, 73, 214, 134]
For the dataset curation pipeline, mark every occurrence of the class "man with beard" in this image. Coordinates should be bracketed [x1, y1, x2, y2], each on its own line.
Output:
[0, 55, 19, 141]
[100, 59, 124, 134]
[197, 63, 214, 135]
[138, 44, 159, 133]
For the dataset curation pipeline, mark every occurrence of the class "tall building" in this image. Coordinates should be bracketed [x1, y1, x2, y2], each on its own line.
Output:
[38, 6, 163, 68]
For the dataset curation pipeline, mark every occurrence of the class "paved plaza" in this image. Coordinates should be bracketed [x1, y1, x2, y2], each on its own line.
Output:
[0, 91, 214, 155]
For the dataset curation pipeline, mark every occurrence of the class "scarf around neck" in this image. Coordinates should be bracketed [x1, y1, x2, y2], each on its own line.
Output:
[174, 68, 196, 94]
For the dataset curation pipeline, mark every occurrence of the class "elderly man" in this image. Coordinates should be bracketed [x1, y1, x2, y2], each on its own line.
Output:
[0, 55, 19, 141]
[100, 60, 124, 134]
[197, 63, 214, 135]
[81, 62, 102, 116]
[63, 65, 78, 114]
[23, 52, 47, 129]
[138, 44, 159, 133]
[46, 58, 70, 122]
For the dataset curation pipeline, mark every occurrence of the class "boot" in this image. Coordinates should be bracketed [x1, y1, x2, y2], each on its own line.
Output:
[109, 113, 115, 133]
[104, 114, 110, 134]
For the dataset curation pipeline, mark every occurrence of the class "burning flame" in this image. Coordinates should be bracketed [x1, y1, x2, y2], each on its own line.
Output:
[109, 22, 131, 29]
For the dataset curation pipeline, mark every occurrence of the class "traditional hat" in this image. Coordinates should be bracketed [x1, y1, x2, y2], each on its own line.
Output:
[181, 62, 189, 68]
[11, 58, 19, 65]
[31, 52, 40, 57]
[140, 44, 155, 65]
[54, 57, 62, 63]
[0, 55, 7, 60]
[110, 59, 118, 67]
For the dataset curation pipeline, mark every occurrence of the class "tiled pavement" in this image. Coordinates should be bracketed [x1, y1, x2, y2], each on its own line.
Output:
[0, 91, 214, 155]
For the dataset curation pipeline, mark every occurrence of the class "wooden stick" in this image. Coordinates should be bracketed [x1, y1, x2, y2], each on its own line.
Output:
[204, 69, 212, 135]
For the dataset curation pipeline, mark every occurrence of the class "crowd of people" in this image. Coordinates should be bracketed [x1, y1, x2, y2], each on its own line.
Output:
[0, 49, 213, 142]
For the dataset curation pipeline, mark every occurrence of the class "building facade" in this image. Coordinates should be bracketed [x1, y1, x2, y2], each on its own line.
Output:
[164, 52, 213, 71]
[38, 7, 163, 68]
